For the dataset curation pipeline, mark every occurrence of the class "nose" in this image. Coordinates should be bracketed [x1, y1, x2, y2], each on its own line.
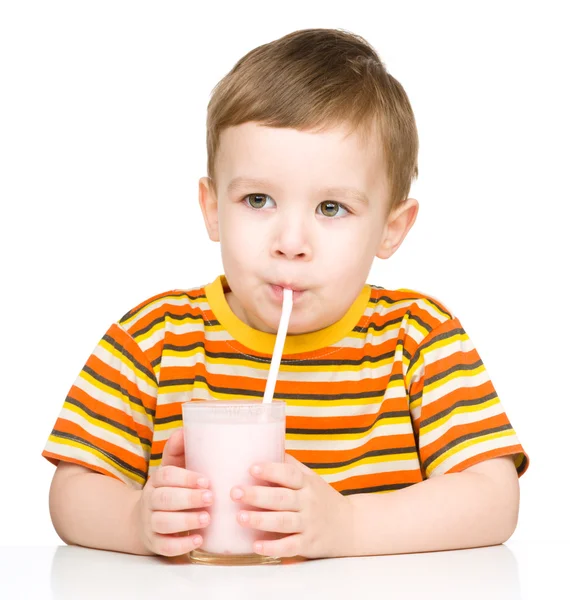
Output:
[271, 213, 312, 261]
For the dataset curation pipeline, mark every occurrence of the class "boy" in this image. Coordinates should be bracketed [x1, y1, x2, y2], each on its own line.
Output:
[43, 28, 528, 559]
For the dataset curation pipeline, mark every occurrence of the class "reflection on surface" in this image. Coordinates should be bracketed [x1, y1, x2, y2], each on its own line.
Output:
[50, 543, 521, 600]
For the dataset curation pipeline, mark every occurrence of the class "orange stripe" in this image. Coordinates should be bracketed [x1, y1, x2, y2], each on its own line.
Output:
[52, 418, 148, 474]
[42, 451, 125, 483]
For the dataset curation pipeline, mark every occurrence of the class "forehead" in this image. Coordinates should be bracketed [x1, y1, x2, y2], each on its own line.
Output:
[216, 122, 386, 198]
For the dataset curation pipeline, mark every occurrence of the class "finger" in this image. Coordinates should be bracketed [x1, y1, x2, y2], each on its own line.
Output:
[238, 510, 302, 534]
[249, 462, 304, 490]
[231, 485, 299, 511]
[253, 534, 302, 558]
[153, 465, 210, 489]
[151, 510, 210, 535]
[150, 486, 213, 511]
[152, 531, 204, 557]
[161, 429, 185, 468]
[284, 453, 314, 475]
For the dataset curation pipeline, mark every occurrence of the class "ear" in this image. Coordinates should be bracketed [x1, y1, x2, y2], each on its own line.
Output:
[376, 198, 419, 259]
[198, 177, 220, 242]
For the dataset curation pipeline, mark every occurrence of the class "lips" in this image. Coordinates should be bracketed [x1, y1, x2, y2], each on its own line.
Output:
[272, 281, 306, 292]
[269, 283, 305, 302]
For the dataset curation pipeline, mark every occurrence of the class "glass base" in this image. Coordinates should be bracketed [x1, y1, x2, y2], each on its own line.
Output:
[189, 548, 281, 566]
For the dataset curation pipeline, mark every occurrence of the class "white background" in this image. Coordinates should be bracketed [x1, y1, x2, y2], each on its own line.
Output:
[0, 0, 568, 547]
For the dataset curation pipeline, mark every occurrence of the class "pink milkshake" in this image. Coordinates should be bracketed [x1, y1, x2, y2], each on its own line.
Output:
[182, 400, 286, 565]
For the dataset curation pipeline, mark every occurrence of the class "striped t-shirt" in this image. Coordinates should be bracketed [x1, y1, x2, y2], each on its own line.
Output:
[43, 274, 529, 494]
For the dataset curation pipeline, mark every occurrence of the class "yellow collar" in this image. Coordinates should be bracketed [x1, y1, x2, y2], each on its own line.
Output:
[204, 274, 371, 355]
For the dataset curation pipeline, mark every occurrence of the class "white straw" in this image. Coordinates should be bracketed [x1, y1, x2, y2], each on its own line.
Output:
[262, 288, 293, 404]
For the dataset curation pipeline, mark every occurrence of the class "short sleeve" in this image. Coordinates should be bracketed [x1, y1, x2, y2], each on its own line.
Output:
[405, 316, 529, 479]
[42, 322, 158, 489]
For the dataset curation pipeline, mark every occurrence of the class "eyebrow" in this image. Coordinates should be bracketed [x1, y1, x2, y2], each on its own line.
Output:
[226, 176, 370, 205]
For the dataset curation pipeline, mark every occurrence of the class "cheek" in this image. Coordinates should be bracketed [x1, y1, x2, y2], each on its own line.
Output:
[221, 218, 263, 265]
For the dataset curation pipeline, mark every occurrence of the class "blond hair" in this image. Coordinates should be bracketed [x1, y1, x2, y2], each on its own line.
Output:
[206, 28, 418, 212]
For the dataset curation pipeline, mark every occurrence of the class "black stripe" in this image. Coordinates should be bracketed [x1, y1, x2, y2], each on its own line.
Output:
[341, 482, 414, 495]
[303, 445, 417, 470]
[516, 453, 528, 475]
[119, 291, 206, 324]
[102, 333, 157, 385]
[286, 409, 410, 435]
[409, 358, 485, 403]
[51, 429, 148, 481]
[420, 392, 498, 428]
[354, 313, 433, 335]
[163, 341, 205, 353]
[368, 292, 451, 320]
[131, 310, 208, 339]
[158, 375, 402, 401]
[407, 326, 467, 384]
[154, 415, 184, 426]
[82, 365, 155, 418]
[424, 358, 483, 388]
[422, 423, 514, 472]
[158, 347, 409, 367]
[65, 396, 152, 448]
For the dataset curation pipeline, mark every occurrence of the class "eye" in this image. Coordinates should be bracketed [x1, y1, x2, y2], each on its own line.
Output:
[244, 194, 276, 209]
[317, 201, 348, 218]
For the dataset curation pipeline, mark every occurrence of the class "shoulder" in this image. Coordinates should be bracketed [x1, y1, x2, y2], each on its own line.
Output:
[367, 284, 458, 339]
[117, 283, 210, 337]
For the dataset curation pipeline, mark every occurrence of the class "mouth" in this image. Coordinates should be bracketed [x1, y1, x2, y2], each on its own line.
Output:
[269, 283, 306, 303]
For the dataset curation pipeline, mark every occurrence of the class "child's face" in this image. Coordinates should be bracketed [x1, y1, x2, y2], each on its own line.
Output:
[199, 122, 418, 335]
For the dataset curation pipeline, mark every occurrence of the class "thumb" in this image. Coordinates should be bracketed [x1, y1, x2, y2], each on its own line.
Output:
[161, 428, 186, 468]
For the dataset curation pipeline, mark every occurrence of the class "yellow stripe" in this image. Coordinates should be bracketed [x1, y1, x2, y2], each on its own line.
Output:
[287, 415, 410, 441]
[47, 434, 146, 486]
[133, 320, 165, 344]
[424, 363, 486, 395]
[63, 402, 150, 449]
[99, 338, 157, 389]
[406, 331, 471, 390]
[79, 371, 150, 418]
[426, 429, 515, 475]
[120, 293, 203, 327]
[154, 419, 183, 433]
[314, 452, 418, 475]
[420, 397, 501, 435]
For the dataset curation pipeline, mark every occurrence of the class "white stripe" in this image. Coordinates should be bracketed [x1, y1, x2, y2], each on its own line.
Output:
[420, 400, 505, 447]
[422, 369, 490, 405]
[121, 294, 197, 329]
[320, 457, 421, 484]
[92, 344, 157, 397]
[285, 422, 413, 451]
[58, 406, 149, 458]
[137, 327, 166, 353]
[74, 374, 154, 431]
[430, 434, 521, 476]
[43, 440, 143, 489]
[183, 360, 398, 383]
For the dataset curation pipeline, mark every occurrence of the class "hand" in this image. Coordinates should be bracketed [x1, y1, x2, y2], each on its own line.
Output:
[134, 429, 213, 557]
[230, 453, 354, 558]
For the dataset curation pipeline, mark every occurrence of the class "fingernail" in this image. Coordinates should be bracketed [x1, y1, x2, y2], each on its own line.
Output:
[193, 536, 203, 546]
[197, 477, 209, 488]
[239, 511, 249, 523]
[199, 512, 210, 524]
[232, 488, 244, 500]
[251, 465, 262, 476]
[202, 491, 213, 504]
[254, 542, 263, 554]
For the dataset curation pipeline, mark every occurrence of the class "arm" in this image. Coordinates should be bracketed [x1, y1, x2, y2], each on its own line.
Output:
[49, 431, 211, 557]
[49, 462, 150, 555]
[346, 456, 520, 556]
